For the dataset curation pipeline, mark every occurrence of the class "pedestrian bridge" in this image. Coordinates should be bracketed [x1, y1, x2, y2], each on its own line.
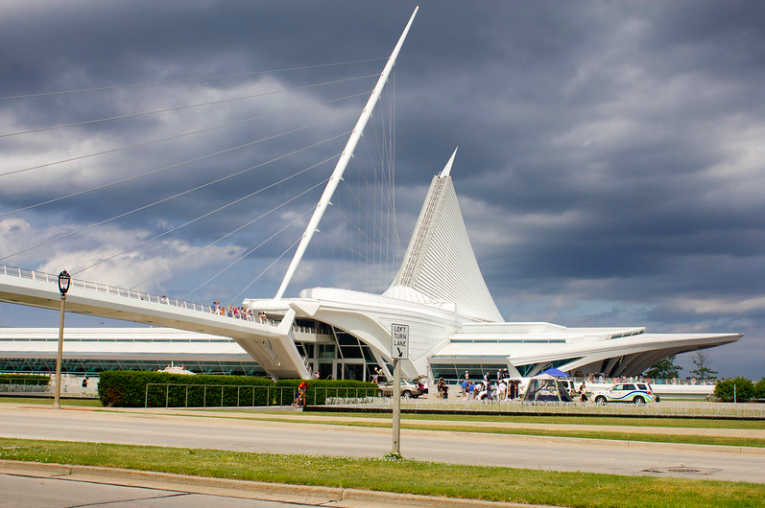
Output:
[0, 264, 309, 379]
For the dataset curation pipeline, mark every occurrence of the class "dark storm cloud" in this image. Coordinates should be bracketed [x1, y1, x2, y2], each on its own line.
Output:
[0, 0, 763, 378]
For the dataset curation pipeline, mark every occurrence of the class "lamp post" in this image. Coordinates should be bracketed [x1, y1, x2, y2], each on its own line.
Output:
[53, 270, 71, 409]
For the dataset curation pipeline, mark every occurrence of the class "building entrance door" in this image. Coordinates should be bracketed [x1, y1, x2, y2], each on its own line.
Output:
[342, 363, 365, 381]
[317, 362, 333, 380]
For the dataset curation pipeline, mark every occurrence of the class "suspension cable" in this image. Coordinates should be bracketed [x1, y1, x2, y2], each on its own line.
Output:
[0, 58, 385, 101]
[0, 132, 349, 262]
[0, 115, 352, 220]
[0, 91, 369, 179]
[185, 202, 318, 299]
[226, 236, 304, 307]
[0, 74, 377, 139]
[77, 154, 339, 277]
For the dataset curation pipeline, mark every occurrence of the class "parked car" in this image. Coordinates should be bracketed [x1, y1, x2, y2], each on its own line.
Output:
[378, 379, 425, 398]
[591, 382, 658, 405]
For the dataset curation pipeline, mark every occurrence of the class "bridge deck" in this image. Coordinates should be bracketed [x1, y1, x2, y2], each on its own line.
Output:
[0, 265, 308, 379]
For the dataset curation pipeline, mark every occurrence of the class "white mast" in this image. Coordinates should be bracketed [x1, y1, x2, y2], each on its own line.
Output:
[275, 7, 419, 300]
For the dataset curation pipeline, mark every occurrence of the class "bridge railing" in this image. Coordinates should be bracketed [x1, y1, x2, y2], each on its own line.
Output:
[1, 264, 215, 316]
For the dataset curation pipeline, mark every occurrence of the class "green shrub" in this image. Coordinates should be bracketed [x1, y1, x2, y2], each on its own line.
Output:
[754, 378, 765, 400]
[98, 370, 274, 408]
[714, 377, 755, 402]
[276, 379, 378, 405]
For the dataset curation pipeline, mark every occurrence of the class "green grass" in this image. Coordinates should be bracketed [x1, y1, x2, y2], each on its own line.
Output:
[0, 397, 102, 407]
[305, 411, 765, 429]
[0, 438, 762, 508]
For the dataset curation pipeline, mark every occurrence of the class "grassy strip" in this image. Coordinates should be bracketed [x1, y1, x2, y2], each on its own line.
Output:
[210, 416, 765, 448]
[307, 411, 765, 429]
[0, 397, 101, 407]
[0, 438, 762, 508]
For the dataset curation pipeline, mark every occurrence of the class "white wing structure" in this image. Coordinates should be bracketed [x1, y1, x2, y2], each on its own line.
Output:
[385, 149, 503, 323]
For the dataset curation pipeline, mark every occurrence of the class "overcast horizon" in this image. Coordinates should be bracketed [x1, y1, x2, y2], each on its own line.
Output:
[1, 1, 763, 380]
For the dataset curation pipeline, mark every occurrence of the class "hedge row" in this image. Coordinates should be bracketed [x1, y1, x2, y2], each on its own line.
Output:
[98, 370, 378, 408]
[98, 370, 275, 407]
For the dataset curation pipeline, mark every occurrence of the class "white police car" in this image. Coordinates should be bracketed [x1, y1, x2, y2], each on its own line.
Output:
[591, 382, 658, 405]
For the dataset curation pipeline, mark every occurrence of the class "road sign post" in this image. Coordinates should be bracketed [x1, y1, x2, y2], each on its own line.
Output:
[391, 324, 409, 456]
[392, 358, 401, 455]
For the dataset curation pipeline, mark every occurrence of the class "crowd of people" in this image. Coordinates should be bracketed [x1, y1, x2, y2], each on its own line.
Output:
[210, 301, 268, 323]
[456, 369, 526, 402]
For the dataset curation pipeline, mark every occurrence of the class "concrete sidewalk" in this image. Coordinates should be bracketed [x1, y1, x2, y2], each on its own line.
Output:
[0, 460, 560, 508]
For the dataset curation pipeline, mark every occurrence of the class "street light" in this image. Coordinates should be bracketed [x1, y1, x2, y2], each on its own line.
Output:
[53, 270, 71, 409]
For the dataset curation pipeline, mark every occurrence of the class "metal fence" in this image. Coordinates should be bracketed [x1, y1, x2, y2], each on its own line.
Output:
[323, 396, 765, 419]
[0, 377, 50, 394]
[144, 384, 382, 408]
[144, 383, 296, 408]
[313, 387, 380, 403]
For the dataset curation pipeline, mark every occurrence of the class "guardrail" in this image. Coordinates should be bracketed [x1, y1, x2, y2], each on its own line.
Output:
[145, 383, 296, 408]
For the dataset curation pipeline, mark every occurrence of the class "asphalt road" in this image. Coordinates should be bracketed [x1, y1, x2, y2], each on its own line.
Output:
[0, 405, 763, 484]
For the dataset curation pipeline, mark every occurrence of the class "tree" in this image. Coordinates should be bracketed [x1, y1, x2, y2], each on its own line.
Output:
[644, 355, 682, 379]
[714, 377, 754, 402]
[755, 378, 765, 400]
[689, 351, 718, 380]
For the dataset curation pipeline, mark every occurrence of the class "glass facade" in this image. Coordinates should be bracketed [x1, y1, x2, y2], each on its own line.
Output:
[296, 326, 382, 381]
[0, 357, 267, 376]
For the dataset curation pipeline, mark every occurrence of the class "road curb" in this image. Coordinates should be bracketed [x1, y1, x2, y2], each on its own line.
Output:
[0, 460, 562, 508]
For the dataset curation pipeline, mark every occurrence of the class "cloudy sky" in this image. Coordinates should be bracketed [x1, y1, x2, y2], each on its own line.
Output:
[1, 1, 764, 379]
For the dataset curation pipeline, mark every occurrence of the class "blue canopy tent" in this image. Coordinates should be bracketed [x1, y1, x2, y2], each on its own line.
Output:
[541, 368, 570, 378]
